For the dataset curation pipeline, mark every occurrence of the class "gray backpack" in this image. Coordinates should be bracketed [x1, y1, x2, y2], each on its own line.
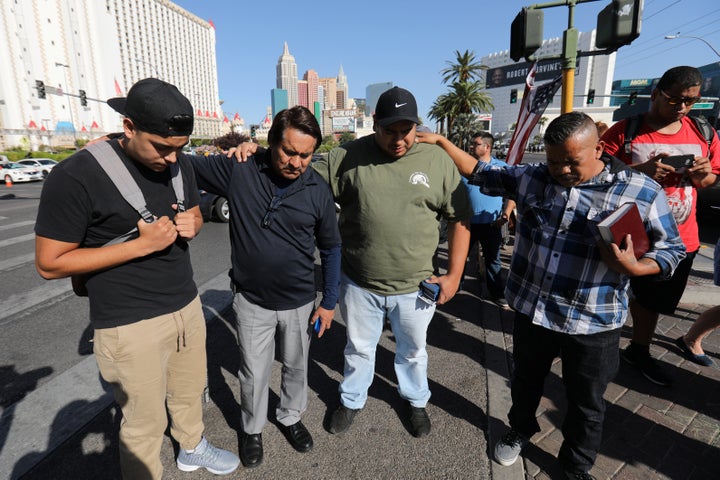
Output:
[71, 141, 185, 296]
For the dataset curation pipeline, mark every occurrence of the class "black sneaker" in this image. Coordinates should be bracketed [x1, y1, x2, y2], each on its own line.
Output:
[408, 405, 431, 437]
[328, 405, 360, 434]
[621, 343, 672, 387]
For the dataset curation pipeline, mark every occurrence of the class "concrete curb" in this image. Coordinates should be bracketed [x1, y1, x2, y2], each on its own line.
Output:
[0, 273, 234, 480]
[484, 302, 525, 480]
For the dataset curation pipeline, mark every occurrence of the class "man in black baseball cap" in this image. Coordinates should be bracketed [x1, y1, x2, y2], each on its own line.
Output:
[35, 78, 240, 477]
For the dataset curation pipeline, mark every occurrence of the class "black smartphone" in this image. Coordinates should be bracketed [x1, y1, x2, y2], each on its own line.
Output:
[419, 280, 440, 305]
[661, 154, 694, 171]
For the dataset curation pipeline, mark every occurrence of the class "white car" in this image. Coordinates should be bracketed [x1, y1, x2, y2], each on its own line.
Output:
[16, 158, 58, 178]
[1, 163, 44, 183]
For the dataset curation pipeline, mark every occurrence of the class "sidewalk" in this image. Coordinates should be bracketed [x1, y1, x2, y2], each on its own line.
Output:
[488, 241, 720, 479]
[8, 241, 719, 479]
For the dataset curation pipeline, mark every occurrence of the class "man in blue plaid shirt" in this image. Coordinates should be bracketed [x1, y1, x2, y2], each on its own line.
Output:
[417, 112, 685, 480]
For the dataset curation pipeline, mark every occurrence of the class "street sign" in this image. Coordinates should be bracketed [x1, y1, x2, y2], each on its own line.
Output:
[691, 102, 714, 110]
[45, 86, 62, 95]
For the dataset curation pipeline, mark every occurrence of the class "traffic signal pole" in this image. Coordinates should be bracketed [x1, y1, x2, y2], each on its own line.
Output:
[560, 2, 578, 113]
[512, 1, 643, 113]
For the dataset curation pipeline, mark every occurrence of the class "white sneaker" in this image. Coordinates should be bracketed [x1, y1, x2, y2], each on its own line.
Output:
[176, 437, 240, 475]
[493, 429, 529, 466]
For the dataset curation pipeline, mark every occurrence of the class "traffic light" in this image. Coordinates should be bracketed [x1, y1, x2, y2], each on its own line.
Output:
[510, 89, 518, 104]
[510, 7, 544, 62]
[628, 91, 638, 105]
[596, 0, 643, 50]
[250, 125, 257, 138]
[36, 80, 46, 99]
[79, 89, 87, 106]
[587, 89, 596, 105]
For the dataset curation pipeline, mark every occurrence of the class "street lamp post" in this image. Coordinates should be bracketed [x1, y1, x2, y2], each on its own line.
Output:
[664, 33, 720, 59]
[135, 57, 160, 78]
[54, 62, 78, 146]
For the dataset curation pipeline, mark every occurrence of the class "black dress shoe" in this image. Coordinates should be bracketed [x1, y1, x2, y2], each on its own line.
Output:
[280, 421, 314, 452]
[240, 432, 263, 468]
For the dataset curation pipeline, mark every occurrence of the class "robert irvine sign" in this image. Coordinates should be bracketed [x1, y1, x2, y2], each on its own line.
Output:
[486, 58, 580, 89]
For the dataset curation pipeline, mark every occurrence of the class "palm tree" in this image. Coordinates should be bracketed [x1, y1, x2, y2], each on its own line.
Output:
[449, 113, 486, 151]
[441, 50, 486, 84]
[428, 95, 452, 135]
[538, 116, 548, 133]
[429, 50, 494, 135]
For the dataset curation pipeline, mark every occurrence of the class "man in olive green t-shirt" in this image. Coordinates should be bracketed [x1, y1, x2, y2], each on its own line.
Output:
[312, 87, 471, 438]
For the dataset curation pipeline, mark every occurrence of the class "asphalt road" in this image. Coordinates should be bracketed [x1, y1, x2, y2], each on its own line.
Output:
[0, 181, 232, 409]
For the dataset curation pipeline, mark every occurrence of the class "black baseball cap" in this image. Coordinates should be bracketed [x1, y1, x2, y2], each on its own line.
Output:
[374, 87, 420, 127]
[107, 78, 194, 137]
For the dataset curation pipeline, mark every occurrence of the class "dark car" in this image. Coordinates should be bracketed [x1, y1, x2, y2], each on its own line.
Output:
[697, 184, 720, 225]
[198, 190, 229, 223]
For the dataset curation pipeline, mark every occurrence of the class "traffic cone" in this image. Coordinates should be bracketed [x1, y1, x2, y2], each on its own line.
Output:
[4, 176, 11, 187]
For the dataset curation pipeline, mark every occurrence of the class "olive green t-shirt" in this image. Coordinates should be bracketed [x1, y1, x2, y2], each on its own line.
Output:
[312, 134, 471, 295]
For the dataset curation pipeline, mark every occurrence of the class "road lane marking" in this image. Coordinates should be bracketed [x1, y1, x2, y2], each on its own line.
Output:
[0, 233, 34, 247]
[0, 220, 35, 231]
[0, 253, 35, 272]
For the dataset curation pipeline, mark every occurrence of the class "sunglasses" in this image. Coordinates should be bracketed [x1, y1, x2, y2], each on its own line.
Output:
[166, 114, 194, 134]
[658, 89, 701, 106]
[261, 195, 283, 229]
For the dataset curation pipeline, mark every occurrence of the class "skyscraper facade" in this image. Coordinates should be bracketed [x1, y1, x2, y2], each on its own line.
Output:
[303, 69, 320, 114]
[0, 0, 222, 149]
[318, 77, 337, 111]
[336, 65, 349, 110]
[365, 82, 394, 116]
[297, 80, 309, 109]
[271, 88, 289, 119]
[276, 42, 298, 109]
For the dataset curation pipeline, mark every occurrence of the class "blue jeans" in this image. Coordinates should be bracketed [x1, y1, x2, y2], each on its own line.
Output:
[508, 313, 621, 474]
[468, 222, 505, 298]
[338, 274, 436, 409]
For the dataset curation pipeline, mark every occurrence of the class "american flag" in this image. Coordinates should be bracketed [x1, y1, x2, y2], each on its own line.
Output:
[506, 63, 562, 166]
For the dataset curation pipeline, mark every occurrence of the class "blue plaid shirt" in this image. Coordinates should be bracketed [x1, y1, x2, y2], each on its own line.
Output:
[470, 155, 686, 334]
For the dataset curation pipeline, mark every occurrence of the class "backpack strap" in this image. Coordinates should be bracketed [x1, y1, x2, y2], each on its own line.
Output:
[170, 162, 185, 212]
[624, 113, 716, 160]
[85, 141, 155, 224]
[688, 116, 715, 158]
[84, 141, 186, 245]
[623, 114, 642, 157]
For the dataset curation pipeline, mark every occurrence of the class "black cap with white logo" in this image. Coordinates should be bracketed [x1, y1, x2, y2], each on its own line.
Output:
[374, 87, 420, 127]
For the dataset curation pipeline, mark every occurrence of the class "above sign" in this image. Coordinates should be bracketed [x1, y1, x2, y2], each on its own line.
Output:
[486, 58, 580, 89]
[691, 102, 714, 110]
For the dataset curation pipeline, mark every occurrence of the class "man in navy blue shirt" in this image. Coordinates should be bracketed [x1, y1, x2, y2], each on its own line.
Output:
[189, 106, 341, 469]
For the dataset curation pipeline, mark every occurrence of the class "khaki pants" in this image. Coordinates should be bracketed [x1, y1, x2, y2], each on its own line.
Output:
[94, 296, 207, 480]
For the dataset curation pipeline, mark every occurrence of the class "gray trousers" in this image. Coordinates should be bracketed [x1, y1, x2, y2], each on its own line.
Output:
[232, 292, 314, 434]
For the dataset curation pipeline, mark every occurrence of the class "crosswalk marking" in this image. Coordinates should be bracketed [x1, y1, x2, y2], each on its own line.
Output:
[0, 233, 34, 247]
[0, 252, 34, 272]
[0, 220, 35, 231]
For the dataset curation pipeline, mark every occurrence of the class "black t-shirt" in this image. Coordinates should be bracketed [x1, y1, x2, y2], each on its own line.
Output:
[35, 139, 200, 328]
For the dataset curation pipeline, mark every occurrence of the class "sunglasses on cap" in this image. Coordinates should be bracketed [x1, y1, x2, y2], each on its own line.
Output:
[130, 113, 193, 136]
[166, 114, 193, 134]
[658, 89, 701, 106]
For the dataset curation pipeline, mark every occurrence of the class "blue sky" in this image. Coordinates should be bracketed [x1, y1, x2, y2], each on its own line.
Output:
[173, 0, 720, 126]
